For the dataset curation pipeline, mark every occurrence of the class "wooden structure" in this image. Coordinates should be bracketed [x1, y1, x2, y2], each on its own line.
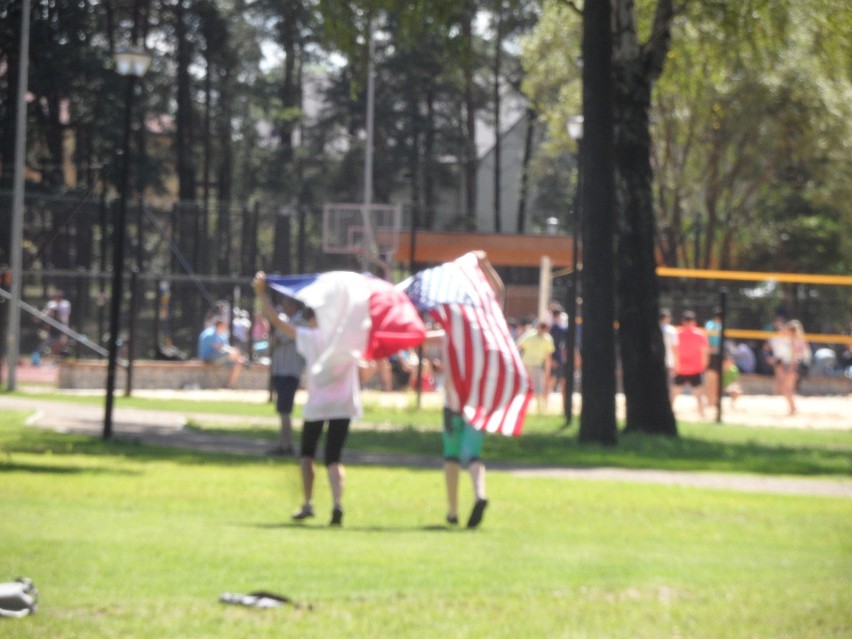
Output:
[390, 231, 575, 268]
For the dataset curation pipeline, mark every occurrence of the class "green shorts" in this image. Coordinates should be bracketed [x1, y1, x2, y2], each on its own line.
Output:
[442, 408, 484, 464]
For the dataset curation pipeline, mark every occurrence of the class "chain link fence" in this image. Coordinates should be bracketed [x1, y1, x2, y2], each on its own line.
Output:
[2, 190, 849, 369]
[0, 191, 364, 364]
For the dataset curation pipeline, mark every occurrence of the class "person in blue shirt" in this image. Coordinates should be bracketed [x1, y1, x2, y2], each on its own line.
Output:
[198, 319, 244, 389]
[704, 308, 723, 409]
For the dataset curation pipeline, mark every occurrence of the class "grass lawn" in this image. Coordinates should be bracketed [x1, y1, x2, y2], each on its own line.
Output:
[1, 410, 850, 638]
[13, 390, 852, 476]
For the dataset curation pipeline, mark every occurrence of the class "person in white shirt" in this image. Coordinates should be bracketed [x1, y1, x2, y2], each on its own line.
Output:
[659, 308, 679, 389]
[770, 319, 810, 416]
[42, 290, 71, 357]
[253, 272, 361, 527]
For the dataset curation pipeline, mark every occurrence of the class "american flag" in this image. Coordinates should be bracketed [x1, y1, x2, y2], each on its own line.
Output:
[400, 252, 532, 437]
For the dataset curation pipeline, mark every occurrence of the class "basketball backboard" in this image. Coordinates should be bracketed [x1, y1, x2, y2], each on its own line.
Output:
[323, 203, 402, 277]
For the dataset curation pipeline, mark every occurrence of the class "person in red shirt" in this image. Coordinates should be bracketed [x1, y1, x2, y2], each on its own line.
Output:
[669, 310, 710, 417]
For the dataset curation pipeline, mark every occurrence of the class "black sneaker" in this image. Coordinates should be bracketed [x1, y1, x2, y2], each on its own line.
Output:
[292, 504, 314, 520]
[330, 506, 344, 527]
[446, 514, 459, 525]
[466, 498, 488, 529]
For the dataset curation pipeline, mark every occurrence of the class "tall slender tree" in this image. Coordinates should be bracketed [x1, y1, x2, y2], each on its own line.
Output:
[612, 0, 678, 435]
[578, 0, 617, 444]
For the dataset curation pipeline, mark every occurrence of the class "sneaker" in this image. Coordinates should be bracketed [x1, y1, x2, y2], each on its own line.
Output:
[330, 506, 344, 527]
[446, 514, 459, 526]
[292, 504, 314, 520]
[466, 498, 488, 529]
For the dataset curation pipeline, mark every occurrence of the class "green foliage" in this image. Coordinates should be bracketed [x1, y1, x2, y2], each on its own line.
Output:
[520, 1, 582, 148]
[522, 0, 851, 277]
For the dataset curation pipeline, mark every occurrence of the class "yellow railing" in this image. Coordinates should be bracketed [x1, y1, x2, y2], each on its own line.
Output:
[656, 267, 851, 345]
[657, 267, 852, 287]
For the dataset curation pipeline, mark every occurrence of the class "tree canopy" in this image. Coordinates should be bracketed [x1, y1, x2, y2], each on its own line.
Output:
[523, 0, 852, 278]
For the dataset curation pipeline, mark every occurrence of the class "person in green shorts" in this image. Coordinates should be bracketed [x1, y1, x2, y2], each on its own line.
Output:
[722, 352, 743, 409]
[418, 251, 506, 530]
[442, 408, 488, 528]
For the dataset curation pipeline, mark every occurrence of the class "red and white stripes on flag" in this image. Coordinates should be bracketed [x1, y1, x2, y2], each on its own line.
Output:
[401, 252, 532, 436]
[266, 272, 426, 386]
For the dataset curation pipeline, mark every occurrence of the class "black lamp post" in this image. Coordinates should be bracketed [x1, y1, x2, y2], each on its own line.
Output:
[564, 115, 583, 423]
[104, 47, 151, 439]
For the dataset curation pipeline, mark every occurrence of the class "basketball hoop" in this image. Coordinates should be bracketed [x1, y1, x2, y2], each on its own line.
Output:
[323, 203, 402, 278]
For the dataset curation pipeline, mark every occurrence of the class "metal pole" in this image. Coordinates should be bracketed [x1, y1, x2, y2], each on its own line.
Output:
[124, 268, 138, 396]
[104, 74, 137, 438]
[715, 288, 728, 424]
[408, 202, 417, 274]
[564, 138, 582, 423]
[5, 0, 31, 391]
[126, 195, 145, 392]
[362, 22, 377, 261]
[0, 267, 8, 385]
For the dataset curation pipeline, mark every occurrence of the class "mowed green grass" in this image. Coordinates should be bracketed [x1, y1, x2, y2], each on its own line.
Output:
[1, 410, 850, 638]
[15, 390, 851, 476]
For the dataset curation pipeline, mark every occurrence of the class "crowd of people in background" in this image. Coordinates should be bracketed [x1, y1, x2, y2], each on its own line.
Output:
[27, 283, 851, 402]
[194, 295, 851, 422]
[178, 279, 852, 427]
[658, 308, 852, 417]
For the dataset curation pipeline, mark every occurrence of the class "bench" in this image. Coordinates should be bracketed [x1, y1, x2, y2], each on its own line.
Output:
[58, 359, 271, 391]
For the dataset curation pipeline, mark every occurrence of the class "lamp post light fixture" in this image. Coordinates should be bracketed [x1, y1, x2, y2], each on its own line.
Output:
[104, 46, 151, 439]
[278, 204, 295, 275]
[567, 115, 584, 145]
[564, 115, 583, 423]
[545, 216, 559, 236]
[115, 48, 153, 77]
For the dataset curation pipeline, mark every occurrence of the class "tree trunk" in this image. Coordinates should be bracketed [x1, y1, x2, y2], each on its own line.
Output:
[492, 3, 502, 233]
[614, 63, 676, 436]
[43, 91, 64, 187]
[175, 0, 197, 203]
[517, 107, 536, 233]
[461, 2, 477, 228]
[423, 89, 436, 229]
[578, 0, 617, 446]
[217, 87, 234, 275]
[200, 59, 212, 276]
[613, 0, 677, 436]
[277, 1, 300, 164]
[0, 2, 21, 177]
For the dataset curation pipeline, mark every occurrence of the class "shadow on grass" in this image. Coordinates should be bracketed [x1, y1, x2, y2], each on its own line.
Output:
[499, 430, 850, 476]
[4, 419, 850, 478]
[181, 423, 849, 477]
[343, 427, 851, 477]
[245, 521, 458, 533]
[0, 461, 140, 475]
[0, 425, 268, 468]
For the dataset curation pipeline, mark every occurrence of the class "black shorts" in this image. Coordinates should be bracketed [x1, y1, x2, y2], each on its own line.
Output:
[673, 373, 703, 387]
[301, 418, 351, 465]
[272, 375, 299, 415]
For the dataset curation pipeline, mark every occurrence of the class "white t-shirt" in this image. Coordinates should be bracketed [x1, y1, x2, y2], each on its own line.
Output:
[46, 299, 71, 325]
[769, 336, 792, 365]
[296, 326, 362, 421]
[661, 323, 679, 369]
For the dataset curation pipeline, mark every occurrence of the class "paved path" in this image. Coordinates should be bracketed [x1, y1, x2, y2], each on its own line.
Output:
[2, 391, 850, 499]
